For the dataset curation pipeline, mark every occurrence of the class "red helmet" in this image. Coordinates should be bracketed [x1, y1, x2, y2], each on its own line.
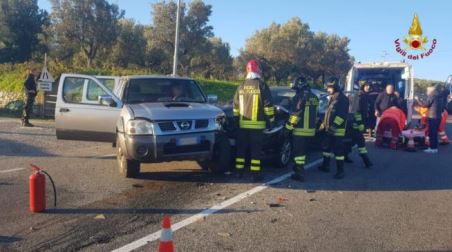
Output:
[246, 59, 262, 74]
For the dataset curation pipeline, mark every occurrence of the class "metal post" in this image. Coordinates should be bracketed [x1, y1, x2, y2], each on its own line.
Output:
[172, 0, 181, 77]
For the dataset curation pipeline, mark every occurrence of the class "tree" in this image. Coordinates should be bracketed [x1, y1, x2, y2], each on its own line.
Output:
[109, 19, 147, 67]
[0, 0, 48, 63]
[238, 17, 353, 84]
[49, 0, 124, 67]
[311, 32, 354, 84]
[190, 37, 233, 79]
[145, 0, 231, 78]
[238, 18, 314, 82]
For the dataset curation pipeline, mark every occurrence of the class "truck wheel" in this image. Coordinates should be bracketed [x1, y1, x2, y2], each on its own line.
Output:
[278, 139, 292, 168]
[197, 133, 232, 174]
[117, 139, 140, 178]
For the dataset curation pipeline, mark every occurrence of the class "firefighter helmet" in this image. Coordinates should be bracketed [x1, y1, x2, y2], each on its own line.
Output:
[324, 76, 341, 91]
[291, 75, 309, 91]
[246, 59, 262, 74]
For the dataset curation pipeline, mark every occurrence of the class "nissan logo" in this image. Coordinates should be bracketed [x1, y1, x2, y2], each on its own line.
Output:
[180, 121, 191, 130]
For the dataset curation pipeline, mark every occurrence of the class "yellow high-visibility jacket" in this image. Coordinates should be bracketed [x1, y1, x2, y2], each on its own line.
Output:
[285, 90, 319, 137]
[233, 78, 274, 130]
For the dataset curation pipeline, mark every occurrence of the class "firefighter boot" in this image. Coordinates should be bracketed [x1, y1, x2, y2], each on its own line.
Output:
[318, 157, 331, 173]
[360, 154, 373, 168]
[22, 118, 34, 127]
[291, 165, 305, 182]
[333, 160, 345, 179]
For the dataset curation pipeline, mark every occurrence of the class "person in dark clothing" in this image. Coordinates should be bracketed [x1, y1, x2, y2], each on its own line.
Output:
[359, 82, 371, 132]
[440, 85, 450, 111]
[22, 68, 39, 127]
[375, 84, 400, 116]
[344, 84, 373, 168]
[233, 59, 274, 181]
[284, 75, 319, 182]
[374, 84, 400, 129]
[367, 84, 379, 136]
[417, 84, 444, 153]
[319, 77, 349, 179]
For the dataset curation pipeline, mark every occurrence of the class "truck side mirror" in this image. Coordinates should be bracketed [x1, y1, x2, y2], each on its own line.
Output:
[99, 95, 116, 107]
[207, 94, 218, 104]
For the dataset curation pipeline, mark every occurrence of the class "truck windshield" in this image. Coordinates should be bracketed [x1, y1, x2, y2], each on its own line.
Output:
[125, 78, 206, 104]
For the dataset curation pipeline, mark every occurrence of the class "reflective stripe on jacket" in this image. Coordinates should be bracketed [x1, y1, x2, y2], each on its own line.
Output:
[324, 91, 349, 136]
[285, 90, 319, 137]
[233, 79, 274, 129]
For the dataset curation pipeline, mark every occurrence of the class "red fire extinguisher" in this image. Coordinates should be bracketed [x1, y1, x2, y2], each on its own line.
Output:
[29, 164, 57, 213]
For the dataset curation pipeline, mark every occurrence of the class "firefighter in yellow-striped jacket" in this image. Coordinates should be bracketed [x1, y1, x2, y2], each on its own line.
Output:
[344, 86, 373, 168]
[233, 60, 275, 181]
[319, 77, 349, 179]
[284, 76, 319, 182]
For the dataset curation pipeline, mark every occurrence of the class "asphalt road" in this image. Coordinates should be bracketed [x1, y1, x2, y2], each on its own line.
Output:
[1, 117, 452, 252]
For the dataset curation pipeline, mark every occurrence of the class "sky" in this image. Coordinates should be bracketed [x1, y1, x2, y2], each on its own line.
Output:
[38, 0, 452, 81]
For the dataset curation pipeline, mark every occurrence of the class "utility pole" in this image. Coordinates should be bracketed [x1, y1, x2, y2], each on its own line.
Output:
[172, 0, 182, 76]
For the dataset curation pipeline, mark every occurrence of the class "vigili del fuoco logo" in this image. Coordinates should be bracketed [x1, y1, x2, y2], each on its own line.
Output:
[394, 14, 437, 60]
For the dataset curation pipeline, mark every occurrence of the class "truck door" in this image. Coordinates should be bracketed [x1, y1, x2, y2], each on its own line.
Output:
[55, 74, 122, 142]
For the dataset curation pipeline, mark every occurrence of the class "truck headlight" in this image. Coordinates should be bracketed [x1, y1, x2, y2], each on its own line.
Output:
[126, 120, 154, 135]
[215, 113, 226, 130]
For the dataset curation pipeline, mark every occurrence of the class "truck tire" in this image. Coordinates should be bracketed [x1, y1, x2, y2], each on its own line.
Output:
[117, 138, 140, 178]
[197, 132, 232, 174]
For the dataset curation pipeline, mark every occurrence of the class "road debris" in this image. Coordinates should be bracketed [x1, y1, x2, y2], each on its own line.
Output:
[94, 214, 106, 220]
[217, 232, 232, 238]
[277, 196, 288, 204]
[268, 203, 284, 208]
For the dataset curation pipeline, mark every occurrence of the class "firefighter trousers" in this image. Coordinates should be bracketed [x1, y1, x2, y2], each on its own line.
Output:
[322, 134, 345, 163]
[350, 128, 368, 155]
[235, 129, 263, 173]
[292, 136, 311, 167]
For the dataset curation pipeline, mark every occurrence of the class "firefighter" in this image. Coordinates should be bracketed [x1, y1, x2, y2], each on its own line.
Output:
[233, 59, 275, 181]
[318, 77, 349, 179]
[344, 83, 373, 168]
[284, 75, 319, 182]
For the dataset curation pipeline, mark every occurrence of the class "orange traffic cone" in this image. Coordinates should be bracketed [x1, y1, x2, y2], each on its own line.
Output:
[406, 136, 416, 152]
[158, 215, 174, 252]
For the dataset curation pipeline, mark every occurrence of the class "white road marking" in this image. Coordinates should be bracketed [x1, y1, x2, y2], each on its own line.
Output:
[99, 154, 116, 158]
[0, 168, 25, 174]
[112, 158, 323, 252]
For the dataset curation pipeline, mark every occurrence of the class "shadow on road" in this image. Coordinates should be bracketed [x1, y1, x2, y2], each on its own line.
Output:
[0, 236, 22, 244]
[0, 138, 56, 157]
[45, 208, 259, 215]
[0, 130, 54, 137]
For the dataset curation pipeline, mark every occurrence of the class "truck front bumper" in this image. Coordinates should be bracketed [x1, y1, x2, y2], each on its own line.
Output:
[118, 131, 215, 163]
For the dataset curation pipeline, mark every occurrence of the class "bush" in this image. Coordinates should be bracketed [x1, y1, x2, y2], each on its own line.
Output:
[0, 62, 240, 103]
[197, 79, 239, 103]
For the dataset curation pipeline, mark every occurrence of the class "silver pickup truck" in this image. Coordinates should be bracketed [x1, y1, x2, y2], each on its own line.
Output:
[55, 74, 230, 178]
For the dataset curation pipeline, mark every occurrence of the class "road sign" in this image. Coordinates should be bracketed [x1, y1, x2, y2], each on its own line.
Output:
[37, 66, 54, 92]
